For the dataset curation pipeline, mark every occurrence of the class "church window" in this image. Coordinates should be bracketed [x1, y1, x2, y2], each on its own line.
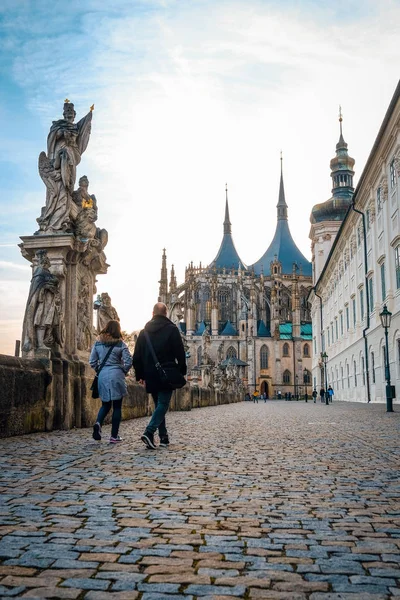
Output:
[354, 361, 357, 387]
[303, 343, 309, 357]
[376, 187, 382, 213]
[361, 357, 365, 385]
[283, 370, 291, 384]
[395, 245, 400, 289]
[381, 263, 386, 300]
[260, 345, 268, 369]
[197, 346, 202, 366]
[283, 343, 289, 357]
[371, 352, 375, 383]
[352, 297, 356, 327]
[226, 346, 237, 360]
[197, 287, 211, 322]
[218, 289, 231, 322]
[303, 369, 311, 384]
[390, 159, 396, 188]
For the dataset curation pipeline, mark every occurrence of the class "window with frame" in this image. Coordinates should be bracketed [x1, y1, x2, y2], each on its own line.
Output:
[218, 289, 232, 322]
[377, 187, 382, 213]
[331, 323, 334, 344]
[335, 318, 338, 341]
[226, 346, 237, 359]
[283, 370, 291, 384]
[354, 360, 357, 387]
[340, 313, 344, 336]
[371, 352, 375, 383]
[361, 357, 365, 385]
[347, 363, 350, 387]
[283, 343, 289, 357]
[303, 369, 311, 385]
[395, 245, 400, 289]
[368, 278, 373, 310]
[360, 288, 364, 320]
[260, 345, 268, 369]
[390, 159, 396, 188]
[352, 298, 356, 327]
[303, 343, 310, 357]
[346, 305, 349, 330]
[341, 366, 344, 387]
[381, 263, 386, 300]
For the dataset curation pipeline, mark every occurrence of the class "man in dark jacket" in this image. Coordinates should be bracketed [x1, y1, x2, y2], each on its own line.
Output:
[132, 302, 186, 449]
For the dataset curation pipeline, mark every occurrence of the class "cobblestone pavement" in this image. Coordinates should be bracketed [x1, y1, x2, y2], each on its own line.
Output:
[0, 400, 400, 600]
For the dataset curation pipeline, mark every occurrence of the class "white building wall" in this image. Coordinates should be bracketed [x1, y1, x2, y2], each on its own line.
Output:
[310, 88, 400, 403]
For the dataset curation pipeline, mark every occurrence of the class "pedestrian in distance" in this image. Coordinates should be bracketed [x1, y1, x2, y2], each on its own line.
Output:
[253, 391, 259, 403]
[277, 390, 282, 400]
[320, 387, 325, 403]
[90, 320, 132, 444]
[312, 388, 318, 403]
[263, 392, 267, 403]
[244, 392, 251, 401]
[132, 302, 187, 449]
[328, 385, 334, 402]
[304, 392, 308, 403]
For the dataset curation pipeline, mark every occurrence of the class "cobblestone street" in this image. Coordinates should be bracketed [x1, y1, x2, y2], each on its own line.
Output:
[0, 400, 399, 600]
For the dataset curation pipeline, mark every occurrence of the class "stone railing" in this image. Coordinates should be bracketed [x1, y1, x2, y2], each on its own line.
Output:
[0, 354, 242, 438]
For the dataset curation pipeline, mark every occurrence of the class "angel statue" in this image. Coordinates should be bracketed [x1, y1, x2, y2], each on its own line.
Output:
[37, 100, 94, 234]
[22, 250, 64, 352]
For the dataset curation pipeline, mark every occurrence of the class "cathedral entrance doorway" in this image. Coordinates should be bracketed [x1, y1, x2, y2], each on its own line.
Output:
[260, 380, 269, 398]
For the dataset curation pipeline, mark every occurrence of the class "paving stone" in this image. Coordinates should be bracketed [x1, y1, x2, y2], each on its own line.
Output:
[61, 578, 110, 590]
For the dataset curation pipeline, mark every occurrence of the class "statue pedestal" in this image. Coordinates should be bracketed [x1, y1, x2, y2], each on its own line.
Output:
[20, 234, 108, 359]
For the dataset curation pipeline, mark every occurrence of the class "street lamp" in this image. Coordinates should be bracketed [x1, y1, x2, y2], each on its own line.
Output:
[304, 367, 308, 401]
[379, 304, 394, 413]
[321, 352, 329, 405]
[295, 374, 298, 400]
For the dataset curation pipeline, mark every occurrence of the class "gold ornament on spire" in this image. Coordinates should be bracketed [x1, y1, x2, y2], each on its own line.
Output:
[90, 104, 95, 112]
[64, 98, 70, 103]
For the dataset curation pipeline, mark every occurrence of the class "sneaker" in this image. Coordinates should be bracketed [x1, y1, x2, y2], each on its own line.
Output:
[141, 432, 156, 449]
[93, 422, 102, 441]
[159, 436, 170, 447]
[109, 436, 122, 444]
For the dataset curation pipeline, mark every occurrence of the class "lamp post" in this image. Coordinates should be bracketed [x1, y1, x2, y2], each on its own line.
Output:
[321, 352, 329, 405]
[379, 304, 393, 413]
[295, 374, 298, 400]
[304, 367, 308, 401]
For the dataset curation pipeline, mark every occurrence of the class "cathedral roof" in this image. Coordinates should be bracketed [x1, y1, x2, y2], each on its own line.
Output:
[209, 186, 246, 271]
[220, 320, 238, 336]
[220, 357, 248, 367]
[257, 320, 270, 337]
[250, 164, 312, 276]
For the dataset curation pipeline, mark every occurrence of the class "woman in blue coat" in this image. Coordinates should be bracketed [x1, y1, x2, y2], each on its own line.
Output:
[89, 320, 131, 443]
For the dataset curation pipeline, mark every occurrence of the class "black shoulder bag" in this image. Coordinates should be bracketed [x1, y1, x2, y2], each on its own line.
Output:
[143, 331, 186, 390]
[90, 344, 116, 399]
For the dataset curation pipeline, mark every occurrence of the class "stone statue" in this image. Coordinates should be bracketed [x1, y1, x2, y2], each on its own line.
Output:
[73, 176, 108, 249]
[37, 100, 93, 234]
[95, 292, 119, 332]
[217, 342, 224, 364]
[77, 275, 93, 351]
[22, 250, 64, 352]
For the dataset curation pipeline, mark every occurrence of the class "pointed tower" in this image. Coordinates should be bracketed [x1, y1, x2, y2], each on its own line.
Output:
[169, 264, 177, 296]
[310, 108, 355, 283]
[158, 248, 168, 303]
[251, 156, 312, 276]
[208, 185, 246, 271]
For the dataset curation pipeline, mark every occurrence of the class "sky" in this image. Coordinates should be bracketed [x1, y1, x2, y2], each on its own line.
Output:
[0, 0, 399, 355]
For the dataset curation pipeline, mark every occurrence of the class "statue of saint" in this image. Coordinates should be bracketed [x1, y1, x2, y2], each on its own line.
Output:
[37, 100, 93, 234]
[95, 292, 119, 332]
[74, 176, 108, 249]
[22, 250, 64, 352]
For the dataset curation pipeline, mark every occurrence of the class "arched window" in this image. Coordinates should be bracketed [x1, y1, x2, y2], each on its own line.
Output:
[226, 346, 237, 359]
[260, 345, 268, 369]
[283, 370, 291, 384]
[303, 369, 311, 384]
[303, 343, 310, 357]
[354, 360, 357, 387]
[218, 288, 232, 322]
[197, 346, 202, 366]
[197, 287, 211, 322]
[371, 352, 375, 383]
[283, 343, 290, 357]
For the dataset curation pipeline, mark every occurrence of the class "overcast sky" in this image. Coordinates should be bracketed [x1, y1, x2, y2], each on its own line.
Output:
[0, 0, 399, 355]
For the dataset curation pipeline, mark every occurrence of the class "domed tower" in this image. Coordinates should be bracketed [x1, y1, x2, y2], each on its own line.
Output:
[310, 108, 355, 283]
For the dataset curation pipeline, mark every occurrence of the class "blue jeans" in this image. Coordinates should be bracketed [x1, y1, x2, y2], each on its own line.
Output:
[96, 399, 122, 438]
[146, 390, 173, 437]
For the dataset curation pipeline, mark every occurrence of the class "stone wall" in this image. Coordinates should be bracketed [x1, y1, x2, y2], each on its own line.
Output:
[0, 354, 242, 438]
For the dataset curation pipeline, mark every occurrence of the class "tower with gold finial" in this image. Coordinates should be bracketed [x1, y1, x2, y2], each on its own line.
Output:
[158, 248, 168, 304]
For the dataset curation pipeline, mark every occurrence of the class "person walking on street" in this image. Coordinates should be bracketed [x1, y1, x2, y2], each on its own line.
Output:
[253, 391, 259, 403]
[320, 387, 325, 403]
[132, 302, 187, 449]
[328, 385, 334, 403]
[90, 320, 132, 444]
[312, 388, 318, 403]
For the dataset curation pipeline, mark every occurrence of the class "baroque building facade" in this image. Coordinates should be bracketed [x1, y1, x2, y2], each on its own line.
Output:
[160, 167, 313, 397]
[309, 82, 400, 403]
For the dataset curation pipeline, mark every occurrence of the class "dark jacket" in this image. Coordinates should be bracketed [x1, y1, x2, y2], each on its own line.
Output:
[132, 315, 187, 393]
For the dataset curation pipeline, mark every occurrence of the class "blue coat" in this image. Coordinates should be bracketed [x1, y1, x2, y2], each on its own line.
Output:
[89, 340, 132, 401]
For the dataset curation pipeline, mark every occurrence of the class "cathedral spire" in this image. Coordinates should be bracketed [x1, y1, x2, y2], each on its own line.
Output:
[158, 248, 168, 303]
[277, 153, 288, 221]
[224, 183, 232, 234]
[169, 263, 177, 294]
